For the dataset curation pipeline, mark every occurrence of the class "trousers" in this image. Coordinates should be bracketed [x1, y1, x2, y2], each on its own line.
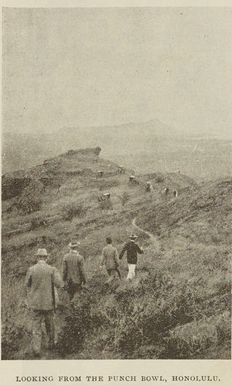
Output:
[127, 264, 136, 280]
[106, 268, 121, 279]
[31, 309, 55, 355]
[66, 280, 82, 301]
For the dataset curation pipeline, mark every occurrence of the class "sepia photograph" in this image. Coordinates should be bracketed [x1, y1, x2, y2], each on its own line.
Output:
[1, 5, 232, 362]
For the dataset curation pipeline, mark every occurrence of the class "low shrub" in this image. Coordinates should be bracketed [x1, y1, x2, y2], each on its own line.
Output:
[119, 192, 130, 207]
[30, 216, 47, 230]
[98, 179, 120, 190]
[2, 320, 30, 359]
[62, 202, 87, 221]
[18, 195, 42, 215]
[16, 180, 44, 215]
[1, 278, 31, 359]
[114, 315, 144, 357]
[99, 199, 113, 210]
[155, 175, 164, 183]
[161, 311, 231, 359]
[56, 294, 92, 356]
[87, 274, 190, 358]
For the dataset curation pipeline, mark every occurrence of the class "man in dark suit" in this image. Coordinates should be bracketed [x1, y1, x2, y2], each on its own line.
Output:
[119, 234, 143, 280]
[62, 240, 86, 301]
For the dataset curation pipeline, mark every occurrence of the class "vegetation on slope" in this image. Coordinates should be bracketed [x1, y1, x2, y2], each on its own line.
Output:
[1, 148, 231, 359]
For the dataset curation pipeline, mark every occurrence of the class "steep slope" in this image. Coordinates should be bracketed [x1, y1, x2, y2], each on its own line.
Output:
[1, 148, 230, 360]
[138, 179, 232, 246]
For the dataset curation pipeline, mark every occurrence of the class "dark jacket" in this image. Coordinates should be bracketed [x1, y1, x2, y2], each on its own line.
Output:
[119, 241, 143, 264]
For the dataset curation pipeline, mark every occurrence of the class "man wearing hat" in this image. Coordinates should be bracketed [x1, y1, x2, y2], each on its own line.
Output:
[119, 234, 144, 280]
[62, 239, 86, 301]
[25, 248, 63, 357]
[100, 237, 121, 282]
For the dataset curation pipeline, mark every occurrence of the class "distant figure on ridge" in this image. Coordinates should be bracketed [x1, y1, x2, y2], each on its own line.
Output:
[164, 187, 169, 195]
[98, 192, 111, 202]
[173, 190, 178, 198]
[97, 171, 104, 178]
[103, 192, 111, 200]
[62, 240, 86, 301]
[25, 248, 63, 357]
[119, 234, 143, 280]
[100, 237, 121, 282]
[145, 181, 153, 192]
[129, 175, 139, 185]
[129, 175, 135, 182]
[118, 166, 125, 174]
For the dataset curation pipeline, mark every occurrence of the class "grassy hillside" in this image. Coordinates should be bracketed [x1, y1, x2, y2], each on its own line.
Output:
[1, 147, 231, 359]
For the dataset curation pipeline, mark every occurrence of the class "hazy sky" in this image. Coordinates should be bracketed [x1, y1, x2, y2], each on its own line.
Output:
[3, 7, 232, 136]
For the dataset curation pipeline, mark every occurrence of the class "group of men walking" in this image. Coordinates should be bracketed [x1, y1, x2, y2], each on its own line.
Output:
[100, 234, 143, 281]
[25, 234, 143, 357]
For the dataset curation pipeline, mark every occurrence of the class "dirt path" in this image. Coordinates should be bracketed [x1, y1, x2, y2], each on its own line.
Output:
[132, 217, 160, 251]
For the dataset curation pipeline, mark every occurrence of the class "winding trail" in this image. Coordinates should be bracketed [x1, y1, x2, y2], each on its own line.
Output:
[132, 217, 160, 251]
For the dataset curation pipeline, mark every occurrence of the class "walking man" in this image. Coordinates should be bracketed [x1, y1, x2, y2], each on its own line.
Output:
[62, 239, 86, 301]
[119, 234, 143, 280]
[25, 248, 63, 357]
[100, 237, 121, 282]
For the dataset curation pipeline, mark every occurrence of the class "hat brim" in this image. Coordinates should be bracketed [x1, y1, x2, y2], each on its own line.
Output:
[68, 242, 80, 248]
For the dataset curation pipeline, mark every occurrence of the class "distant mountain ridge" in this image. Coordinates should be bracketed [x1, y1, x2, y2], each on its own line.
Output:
[2, 119, 232, 181]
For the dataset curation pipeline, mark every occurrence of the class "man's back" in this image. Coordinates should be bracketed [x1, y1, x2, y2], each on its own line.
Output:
[120, 241, 143, 264]
[63, 250, 86, 284]
[102, 244, 119, 270]
[26, 261, 62, 310]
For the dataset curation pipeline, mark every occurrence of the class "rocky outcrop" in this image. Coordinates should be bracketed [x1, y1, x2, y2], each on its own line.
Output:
[61, 146, 101, 158]
[2, 147, 102, 201]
